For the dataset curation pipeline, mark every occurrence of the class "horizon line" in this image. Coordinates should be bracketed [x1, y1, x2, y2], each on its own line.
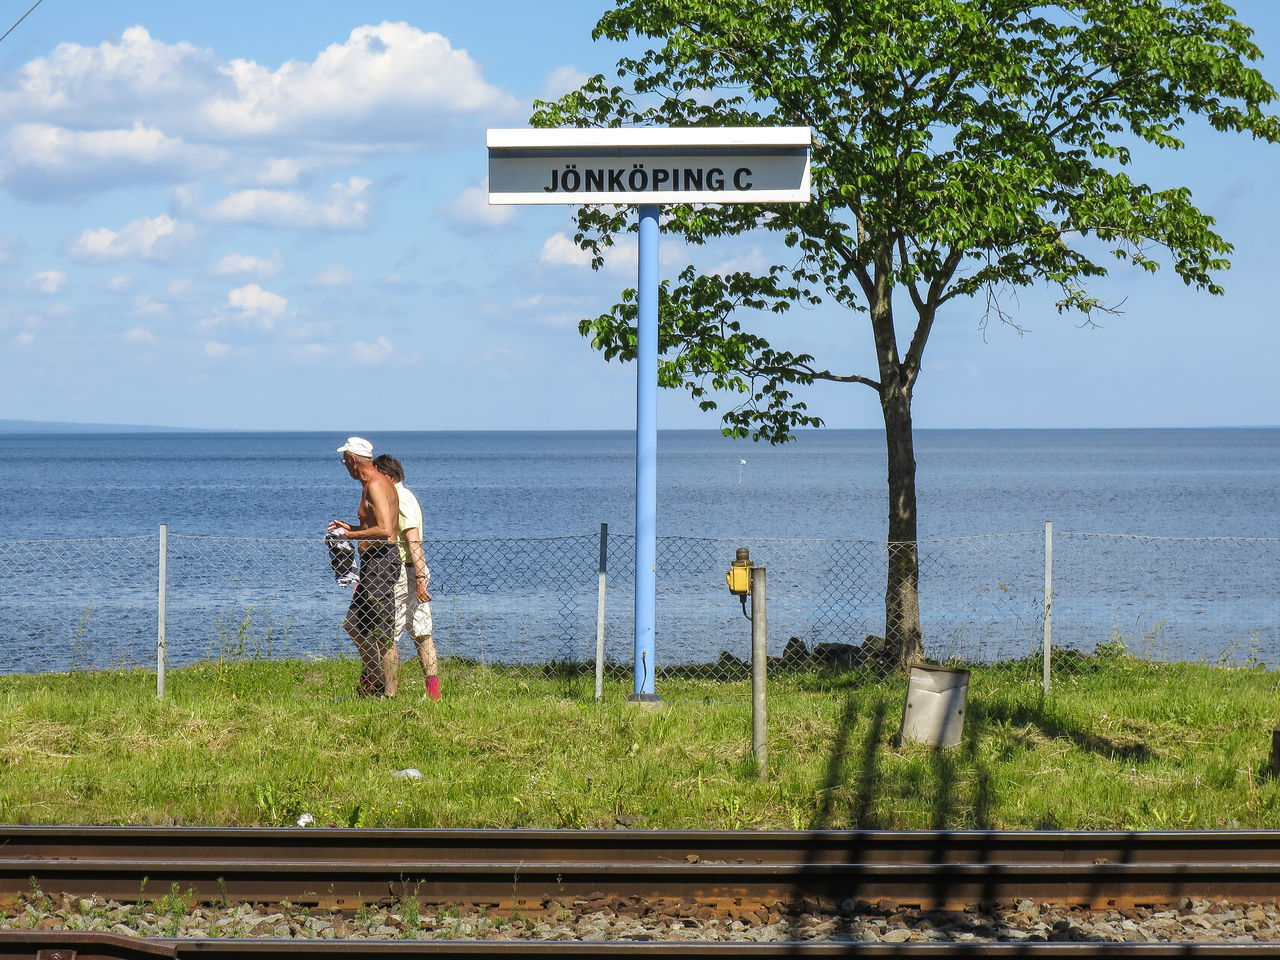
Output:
[2, 420, 1277, 435]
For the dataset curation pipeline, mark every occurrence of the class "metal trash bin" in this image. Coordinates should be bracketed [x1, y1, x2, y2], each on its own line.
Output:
[898, 663, 969, 749]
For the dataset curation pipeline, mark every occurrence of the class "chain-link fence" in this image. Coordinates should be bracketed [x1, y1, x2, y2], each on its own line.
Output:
[602, 533, 1048, 679]
[1, 535, 160, 673]
[1051, 531, 1280, 669]
[2, 526, 1278, 686]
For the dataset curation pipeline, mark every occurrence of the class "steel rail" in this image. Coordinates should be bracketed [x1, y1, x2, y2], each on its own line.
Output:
[4, 828, 1280, 910]
[8, 827, 1280, 864]
[6, 932, 1280, 960]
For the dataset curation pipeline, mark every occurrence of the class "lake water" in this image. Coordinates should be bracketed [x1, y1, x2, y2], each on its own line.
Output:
[1, 427, 1277, 674]
[3, 427, 1277, 541]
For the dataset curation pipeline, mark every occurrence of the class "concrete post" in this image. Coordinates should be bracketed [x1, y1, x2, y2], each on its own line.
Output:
[157, 523, 167, 700]
[1043, 520, 1053, 696]
[751, 564, 767, 776]
[596, 522, 608, 701]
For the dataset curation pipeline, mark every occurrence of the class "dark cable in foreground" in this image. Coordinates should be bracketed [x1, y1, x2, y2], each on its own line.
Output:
[0, 0, 44, 46]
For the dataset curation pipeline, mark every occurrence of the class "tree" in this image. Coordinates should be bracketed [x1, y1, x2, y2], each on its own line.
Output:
[532, 0, 1280, 668]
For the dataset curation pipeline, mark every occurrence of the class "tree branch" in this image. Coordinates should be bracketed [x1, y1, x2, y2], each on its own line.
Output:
[808, 368, 880, 391]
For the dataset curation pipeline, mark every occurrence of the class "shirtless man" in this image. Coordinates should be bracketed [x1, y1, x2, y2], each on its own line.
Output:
[328, 437, 401, 697]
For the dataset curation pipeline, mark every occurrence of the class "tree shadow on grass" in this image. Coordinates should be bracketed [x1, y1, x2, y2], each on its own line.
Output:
[805, 677, 1006, 832]
[806, 676, 1149, 833]
[969, 696, 1153, 763]
[787, 684, 997, 931]
[810, 691, 890, 830]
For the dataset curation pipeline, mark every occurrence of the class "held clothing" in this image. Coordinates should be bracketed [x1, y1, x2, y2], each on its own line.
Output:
[344, 542, 399, 639]
[325, 530, 358, 586]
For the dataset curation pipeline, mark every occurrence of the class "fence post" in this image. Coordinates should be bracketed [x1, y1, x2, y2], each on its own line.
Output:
[157, 523, 168, 700]
[596, 522, 608, 701]
[750, 564, 768, 777]
[1042, 520, 1052, 696]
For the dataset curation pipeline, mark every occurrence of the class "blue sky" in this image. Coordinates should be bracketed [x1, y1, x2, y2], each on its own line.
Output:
[1, 1, 1278, 432]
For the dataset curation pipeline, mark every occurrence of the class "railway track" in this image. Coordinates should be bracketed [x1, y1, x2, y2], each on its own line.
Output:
[6, 933, 1280, 959]
[3, 827, 1280, 911]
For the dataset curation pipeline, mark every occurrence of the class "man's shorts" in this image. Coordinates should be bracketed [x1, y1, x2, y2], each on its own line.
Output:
[394, 562, 434, 639]
[345, 543, 399, 639]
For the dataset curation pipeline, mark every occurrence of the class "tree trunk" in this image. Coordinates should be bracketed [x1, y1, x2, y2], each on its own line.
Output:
[880, 378, 923, 669]
[866, 248, 924, 672]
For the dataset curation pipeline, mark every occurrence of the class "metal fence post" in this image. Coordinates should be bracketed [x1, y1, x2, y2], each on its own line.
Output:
[157, 523, 167, 700]
[1042, 520, 1053, 696]
[596, 522, 608, 701]
[750, 564, 767, 776]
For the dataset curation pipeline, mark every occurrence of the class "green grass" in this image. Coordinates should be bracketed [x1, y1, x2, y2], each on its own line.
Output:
[2, 651, 1280, 830]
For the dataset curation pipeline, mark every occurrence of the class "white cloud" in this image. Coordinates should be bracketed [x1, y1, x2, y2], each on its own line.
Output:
[1, 122, 225, 198]
[106, 273, 133, 292]
[15, 331, 35, 346]
[203, 177, 371, 230]
[202, 22, 519, 140]
[546, 312, 583, 330]
[28, 270, 66, 294]
[352, 336, 395, 364]
[538, 232, 673, 277]
[291, 343, 330, 361]
[204, 341, 231, 358]
[132, 296, 167, 316]
[709, 247, 772, 277]
[228, 283, 287, 326]
[0, 23, 521, 204]
[311, 263, 354, 287]
[0, 27, 227, 129]
[507, 293, 583, 330]
[167, 278, 197, 298]
[123, 326, 158, 344]
[68, 214, 197, 262]
[540, 232, 591, 268]
[213, 250, 283, 277]
[2, 24, 517, 145]
[480, 344, 519, 379]
[255, 157, 305, 186]
[439, 179, 515, 231]
[543, 65, 589, 101]
[288, 320, 336, 340]
[582, 236, 673, 278]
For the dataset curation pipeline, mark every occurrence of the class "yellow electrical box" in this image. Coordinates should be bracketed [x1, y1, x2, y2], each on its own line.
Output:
[726, 546, 752, 596]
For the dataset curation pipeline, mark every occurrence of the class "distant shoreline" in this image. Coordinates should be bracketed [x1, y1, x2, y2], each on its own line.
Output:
[2, 420, 1275, 435]
[0, 420, 207, 434]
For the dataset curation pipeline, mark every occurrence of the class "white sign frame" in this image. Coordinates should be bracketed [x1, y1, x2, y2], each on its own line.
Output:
[488, 127, 811, 205]
[485, 126, 811, 703]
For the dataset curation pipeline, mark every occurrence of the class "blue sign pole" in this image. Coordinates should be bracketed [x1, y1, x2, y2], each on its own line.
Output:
[631, 202, 660, 702]
[487, 129, 810, 705]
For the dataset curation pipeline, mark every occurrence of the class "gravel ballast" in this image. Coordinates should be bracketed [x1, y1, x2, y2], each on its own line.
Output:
[5, 892, 1280, 943]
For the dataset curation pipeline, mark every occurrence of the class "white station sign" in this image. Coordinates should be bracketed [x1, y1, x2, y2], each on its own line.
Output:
[488, 127, 811, 205]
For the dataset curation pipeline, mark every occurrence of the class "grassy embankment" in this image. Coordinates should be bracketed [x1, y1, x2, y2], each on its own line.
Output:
[3, 646, 1280, 830]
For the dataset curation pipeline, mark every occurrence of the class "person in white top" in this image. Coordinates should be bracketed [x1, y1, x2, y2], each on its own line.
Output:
[374, 454, 442, 700]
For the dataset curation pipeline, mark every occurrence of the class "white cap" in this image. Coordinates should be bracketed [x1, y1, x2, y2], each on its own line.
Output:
[336, 436, 373, 459]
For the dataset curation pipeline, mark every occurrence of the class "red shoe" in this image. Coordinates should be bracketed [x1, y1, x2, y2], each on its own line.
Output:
[425, 676, 441, 701]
